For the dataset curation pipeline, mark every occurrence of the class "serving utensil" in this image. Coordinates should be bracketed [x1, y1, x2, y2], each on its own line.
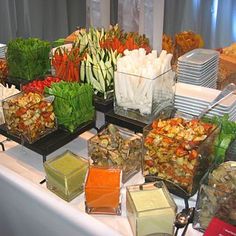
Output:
[174, 209, 188, 236]
[181, 207, 195, 236]
[197, 83, 236, 119]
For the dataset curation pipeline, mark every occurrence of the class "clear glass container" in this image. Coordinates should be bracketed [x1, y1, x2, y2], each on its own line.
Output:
[7, 41, 51, 81]
[193, 161, 236, 232]
[88, 124, 142, 183]
[47, 85, 95, 133]
[2, 92, 57, 143]
[85, 166, 122, 215]
[81, 62, 114, 100]
[44, 150, 88, 202]
[143, 116, 219, 197]
[114, 69, 176, 124]
[126, 181, 177, 236]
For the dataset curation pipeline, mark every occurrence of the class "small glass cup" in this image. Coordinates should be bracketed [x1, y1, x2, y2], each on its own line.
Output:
[126, 181, 177, 236]
[85, 166, 122, 215]
[44, 150, 88, 202]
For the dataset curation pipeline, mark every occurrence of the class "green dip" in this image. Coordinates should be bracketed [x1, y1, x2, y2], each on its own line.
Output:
[50, 152, 86, 175]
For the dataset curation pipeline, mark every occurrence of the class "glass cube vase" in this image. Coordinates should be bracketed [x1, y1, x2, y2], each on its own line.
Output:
[88, 124, 142, 183]
[114, 69, 176, 124]
[126, 181, 177, 236]
[85, 166, 122, 215]
[44, 150, 89, 202]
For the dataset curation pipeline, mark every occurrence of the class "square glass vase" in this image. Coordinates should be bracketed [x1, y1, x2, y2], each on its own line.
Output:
[44, 150, 89, 202]
[85, 166, 122, 215]
[49, 88, 95, 133]
[126, 181, 177, 236]
[88, 124, 142, 183]
[193, 161, 236, 232]
[114, 69, 176, 124]
[142, 116, 220, 198]
[2, 92, 57, 143]
[7, 43, 51, 81]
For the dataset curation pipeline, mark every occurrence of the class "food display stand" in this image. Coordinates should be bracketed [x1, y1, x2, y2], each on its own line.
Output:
[0, 120, 96, 162]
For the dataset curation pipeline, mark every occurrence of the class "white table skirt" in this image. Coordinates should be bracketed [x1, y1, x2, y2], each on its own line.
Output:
[0, 113, 203, 236]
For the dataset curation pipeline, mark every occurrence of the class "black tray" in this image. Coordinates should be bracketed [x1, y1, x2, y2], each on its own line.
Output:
[104, 110, 147, 133]
[93, 96, 113, 113]
[0, 120, 95, 162]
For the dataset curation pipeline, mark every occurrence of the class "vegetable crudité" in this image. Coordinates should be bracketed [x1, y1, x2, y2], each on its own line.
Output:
[52, 45, 85, 82]
[3, 92, 56, 143]
[45, 81, 94, 133]
[88, 124, 142, 183]
[22, 76, 61, 94]
[7, 38, 51, 80]
[143, 117, 216, 193]
[203, 115, 236, 163]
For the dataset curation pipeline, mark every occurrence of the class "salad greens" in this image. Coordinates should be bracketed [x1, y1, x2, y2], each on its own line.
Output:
[45, 81, 95, 133]
[7, 38, 51, 80]
[203, 115, 236, 163]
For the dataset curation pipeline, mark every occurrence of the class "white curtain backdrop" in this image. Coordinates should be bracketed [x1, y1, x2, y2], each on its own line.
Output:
[0, 0, 235, 48]
[118, 0, 236, 49]
[0, 0, 86, 44]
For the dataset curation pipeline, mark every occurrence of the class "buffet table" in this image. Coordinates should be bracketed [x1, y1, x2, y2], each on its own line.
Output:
[0, 112, 203, 236]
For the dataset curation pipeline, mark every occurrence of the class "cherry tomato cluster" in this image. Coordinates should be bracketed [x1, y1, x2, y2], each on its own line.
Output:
[22, 76, 61, 94]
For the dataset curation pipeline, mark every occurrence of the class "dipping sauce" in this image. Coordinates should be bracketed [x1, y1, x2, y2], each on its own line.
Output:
[126, 182, 176, 236]
[85, 166, 122, 215]
[44, 150, 88, 202]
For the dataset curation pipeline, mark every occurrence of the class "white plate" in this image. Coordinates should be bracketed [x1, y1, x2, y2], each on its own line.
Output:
[174, 98, 236, 112]
[177, 63, 218, 77]
[174, 106, 236, 119]
[174, 100, 236, 114]
[177, 75, 217, 87]
[178, 56, 219, 68]
[174, 95, 236, 111]
[175, 93, 236, 108]
[178, 48, 220, 65]
[177, 70, 217, 81]
[175, 83, 236, 107]
[178, 58, 219, 72]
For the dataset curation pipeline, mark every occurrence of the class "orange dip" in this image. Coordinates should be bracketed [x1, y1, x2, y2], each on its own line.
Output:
[85, 166, 121, 209]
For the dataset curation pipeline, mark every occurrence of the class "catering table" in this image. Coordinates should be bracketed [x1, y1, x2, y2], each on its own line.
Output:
[0, 112, 203, 236]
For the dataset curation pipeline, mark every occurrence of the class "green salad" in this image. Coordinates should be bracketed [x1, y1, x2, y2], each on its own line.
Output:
[45, 81, 95, 133]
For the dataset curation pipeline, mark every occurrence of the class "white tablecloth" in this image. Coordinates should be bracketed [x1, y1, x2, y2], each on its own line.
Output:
[0, 113, 203, 236]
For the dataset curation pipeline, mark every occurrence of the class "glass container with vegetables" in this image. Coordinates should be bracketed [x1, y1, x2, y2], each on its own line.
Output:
[88, 124, 142, 183]
[143, 116, 219, 197]
[44, 150, 88, 202]
[126, 181, 177, 236]
[7, 38, 51, 81]
[85, 166, 122, 215]
[80, 47, 120, 100]
[193, 161, 236, 232]
[45, 81, 95, 133]
[51, 44, 85, 82]
[203, 115, 236, 163]
[2, 92, 57, 143]
[0, 84, 20, 124]
[114, 49, 176, 124]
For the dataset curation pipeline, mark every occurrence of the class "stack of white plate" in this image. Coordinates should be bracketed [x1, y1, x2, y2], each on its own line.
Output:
[177, 48, 219, 89]
[174, 83, 236, 121]
[0, 43, 7, 58]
